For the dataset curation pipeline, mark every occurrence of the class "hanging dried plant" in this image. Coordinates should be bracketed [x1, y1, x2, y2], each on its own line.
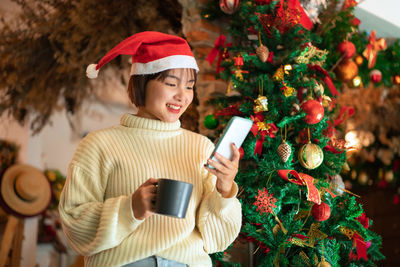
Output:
[0, 0, 183, 134]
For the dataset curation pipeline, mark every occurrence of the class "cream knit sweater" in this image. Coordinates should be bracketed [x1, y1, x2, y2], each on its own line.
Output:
[59, 114, 242, 267]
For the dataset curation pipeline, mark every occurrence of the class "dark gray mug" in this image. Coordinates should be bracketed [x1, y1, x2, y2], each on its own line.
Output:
[155, 179, 193, 219]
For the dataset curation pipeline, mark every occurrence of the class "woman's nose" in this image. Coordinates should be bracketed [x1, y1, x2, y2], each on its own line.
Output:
[174, 85, 185, 100]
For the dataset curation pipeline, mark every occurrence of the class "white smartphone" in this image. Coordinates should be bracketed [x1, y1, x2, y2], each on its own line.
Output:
[207, 116, 253, 168]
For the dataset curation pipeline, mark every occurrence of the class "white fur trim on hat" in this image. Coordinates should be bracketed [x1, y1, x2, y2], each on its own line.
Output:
[86, 64, 99, 79]
[130, 55, 199, 75]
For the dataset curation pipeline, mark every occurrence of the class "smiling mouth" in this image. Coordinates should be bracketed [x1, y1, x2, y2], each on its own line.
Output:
[166, 103, 181, 110]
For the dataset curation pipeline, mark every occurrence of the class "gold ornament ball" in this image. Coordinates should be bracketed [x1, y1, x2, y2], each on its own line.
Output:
[298, 143, 324, 169]
[335, 59, 359, 82]
[317, 259, 331, 267]
[355, 55, 364, 66]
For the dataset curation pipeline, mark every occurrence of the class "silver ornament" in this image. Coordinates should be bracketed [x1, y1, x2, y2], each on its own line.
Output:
[331, 175, 345, 196]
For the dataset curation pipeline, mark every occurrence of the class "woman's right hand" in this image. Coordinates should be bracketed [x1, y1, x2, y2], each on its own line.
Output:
[131, 178, 158, 220]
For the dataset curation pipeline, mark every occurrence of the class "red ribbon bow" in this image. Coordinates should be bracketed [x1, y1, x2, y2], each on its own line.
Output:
[277, 170, 321, 204]
[349, 233, 368, 261]
[307, 64, 338, 97]
[250, 114, 277, 156]
[362, 30, 387, 69]
[324, 106, 354, 138]
[206, 34, 231, 74]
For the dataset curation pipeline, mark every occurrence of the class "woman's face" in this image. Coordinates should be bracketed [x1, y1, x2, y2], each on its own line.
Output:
[137, 69, 195, 122]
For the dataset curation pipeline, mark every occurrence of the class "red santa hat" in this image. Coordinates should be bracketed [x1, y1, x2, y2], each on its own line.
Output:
[86, 31, 199, 78]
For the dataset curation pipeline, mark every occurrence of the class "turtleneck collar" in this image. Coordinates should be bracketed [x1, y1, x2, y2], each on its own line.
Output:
[120, 113, 181, 132]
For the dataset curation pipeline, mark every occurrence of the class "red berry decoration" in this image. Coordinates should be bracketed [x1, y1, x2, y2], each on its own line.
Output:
[311, 202, 331, 221]
[369, 69, 382, 83]
[337, 41, 356, 59]
[301, 99, 324, 124]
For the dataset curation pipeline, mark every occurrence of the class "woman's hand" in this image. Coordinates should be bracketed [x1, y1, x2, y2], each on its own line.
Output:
[131, 178, 158, 220]
[204, 143, 240, 198]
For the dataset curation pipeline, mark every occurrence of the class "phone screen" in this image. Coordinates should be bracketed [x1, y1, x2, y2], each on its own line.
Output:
[207, 116, 253, 168]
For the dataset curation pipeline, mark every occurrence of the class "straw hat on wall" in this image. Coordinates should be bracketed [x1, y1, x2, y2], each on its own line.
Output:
[0, 164, 52, 217]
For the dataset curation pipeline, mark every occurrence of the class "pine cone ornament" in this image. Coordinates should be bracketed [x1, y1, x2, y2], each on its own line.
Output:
[277, 141, 291, 163]
[256, 45, 269, 63]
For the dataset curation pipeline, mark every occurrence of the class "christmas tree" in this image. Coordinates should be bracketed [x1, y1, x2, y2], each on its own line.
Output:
[201, 0, 387, 266]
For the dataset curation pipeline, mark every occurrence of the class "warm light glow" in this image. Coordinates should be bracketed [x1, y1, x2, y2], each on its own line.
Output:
[345, 130, 361, 151]
[284, 64, 292, 73]
[352, 76, 362, 87]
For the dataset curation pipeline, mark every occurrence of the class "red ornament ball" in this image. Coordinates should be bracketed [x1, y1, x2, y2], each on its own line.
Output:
[337, 41, 356, 59]
[311, 202, 331, 221]
[219, 0, 240, 14]
[301, 100, 324, 124]
[350, 17, 361, 27]
[369, 69, 382, 83]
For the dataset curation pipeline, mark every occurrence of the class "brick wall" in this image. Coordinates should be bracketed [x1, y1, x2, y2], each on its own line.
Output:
[178, 2, 255, 265]
[179, 0, 229, 136]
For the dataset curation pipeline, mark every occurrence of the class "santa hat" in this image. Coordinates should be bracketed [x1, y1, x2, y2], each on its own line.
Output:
[86, 31, 199, 78]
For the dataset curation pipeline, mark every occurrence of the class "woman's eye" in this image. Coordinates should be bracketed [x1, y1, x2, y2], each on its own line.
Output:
[186, 86, 194, 90]
[165, 82, 176, 87]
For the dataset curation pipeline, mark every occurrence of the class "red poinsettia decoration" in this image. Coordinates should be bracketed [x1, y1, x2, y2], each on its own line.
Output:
[254, 187, 277, 215]
[256, 0, 312, 36]
[215, 103, 244, 117]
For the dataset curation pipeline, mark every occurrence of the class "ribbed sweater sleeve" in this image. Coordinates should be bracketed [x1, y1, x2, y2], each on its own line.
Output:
[58, 132, 143, 256]
[196, 140, 242, 254]
[58, 114, 243, 266]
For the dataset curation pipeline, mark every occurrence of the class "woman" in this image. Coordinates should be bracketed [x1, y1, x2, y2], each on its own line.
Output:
[59, 31, 242, 267]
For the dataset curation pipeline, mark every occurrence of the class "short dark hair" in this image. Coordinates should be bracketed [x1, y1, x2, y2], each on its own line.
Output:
[127, 69, 197, 107]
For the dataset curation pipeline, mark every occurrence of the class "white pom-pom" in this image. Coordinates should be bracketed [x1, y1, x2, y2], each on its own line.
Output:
[86, 64, 99, 79]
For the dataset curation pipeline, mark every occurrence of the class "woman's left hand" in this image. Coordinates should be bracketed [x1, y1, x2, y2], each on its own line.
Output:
[204, 143, 240, 198]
